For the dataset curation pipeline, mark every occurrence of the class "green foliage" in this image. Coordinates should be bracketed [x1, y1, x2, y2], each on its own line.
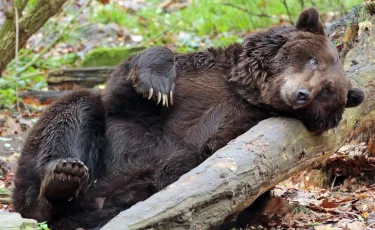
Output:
[37, 222, 50, 230]
[292, 205, 310, 214]
[89, 4, 135, 26]
[88, 0, 362, 51]
[0, 187, 8, 194]
[311, 222, 321, 226]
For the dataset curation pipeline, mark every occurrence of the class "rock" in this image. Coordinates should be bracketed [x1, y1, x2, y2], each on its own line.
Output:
[80, 46, 145, 67]
[0, 212, 38, 230]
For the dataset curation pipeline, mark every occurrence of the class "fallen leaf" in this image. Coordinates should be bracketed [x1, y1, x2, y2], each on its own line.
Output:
[4, 117, 23, 135]
[338, 196, 353, 202]
[357, 193, 369, 199]
[263, 196, 287, 214]
[292, 211, 308, 220]
[321, 198, 338, 209]
[314, 225, 334, 230]
[100, 0, 110, 4]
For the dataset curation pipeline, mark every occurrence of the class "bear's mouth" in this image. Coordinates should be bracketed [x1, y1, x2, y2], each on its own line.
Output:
[292, 99, 313, 109]
[297, 108, 344, 134]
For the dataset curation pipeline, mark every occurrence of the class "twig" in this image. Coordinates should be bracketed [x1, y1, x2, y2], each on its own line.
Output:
[222, 2, 274, 19]
[331, 175, 337, 190]
[0, 159, 16, 175]
[14, 5, 20, 113]
[18, 0, 93, 75]
[140, 26, 177, 47]
[281, 0, 294, 25]
[299, 0, 305, 10]
[0, 72, 44, 88]
[125, 9, 197, 33]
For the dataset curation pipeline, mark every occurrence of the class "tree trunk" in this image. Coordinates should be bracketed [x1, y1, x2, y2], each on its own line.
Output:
[0, 0, 68, 74]
[101, 4, 375, 230]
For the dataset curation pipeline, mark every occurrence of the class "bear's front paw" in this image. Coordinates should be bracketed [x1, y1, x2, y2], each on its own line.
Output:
[127, 46, 176, 108]
[40, 158, 89, 200]
[128, 70, 175, 108]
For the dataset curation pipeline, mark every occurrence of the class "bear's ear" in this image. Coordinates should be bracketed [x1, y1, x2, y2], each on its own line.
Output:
[296, 7, 326, 36]
[346, 88, 365, 108]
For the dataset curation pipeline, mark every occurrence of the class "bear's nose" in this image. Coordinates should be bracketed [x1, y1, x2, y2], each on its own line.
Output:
[296, 88, 311, 105]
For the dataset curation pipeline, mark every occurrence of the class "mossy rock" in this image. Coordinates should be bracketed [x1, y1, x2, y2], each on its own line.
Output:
[80, 46, 145, 67]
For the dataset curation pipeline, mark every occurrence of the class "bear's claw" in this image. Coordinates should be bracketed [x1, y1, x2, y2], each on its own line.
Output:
[144, 88, 173, 108]
[147, 88, 153, 100]
[40, 158, 89, 200]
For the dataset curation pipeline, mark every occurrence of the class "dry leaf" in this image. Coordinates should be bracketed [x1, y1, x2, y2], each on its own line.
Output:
[263, 196, 287, 214]
[342, 224, 350, 230]
[4, 117, 23, 135]
[321, 198, 338, 209]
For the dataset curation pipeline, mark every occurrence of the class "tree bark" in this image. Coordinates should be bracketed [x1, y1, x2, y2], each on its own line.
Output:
[0, 0, 68, 74]
[101, 4, 375, 230]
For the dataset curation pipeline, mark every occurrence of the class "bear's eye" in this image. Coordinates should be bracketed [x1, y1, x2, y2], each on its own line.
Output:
[319, 86, 332, 98]
[310, 58, 318, 67]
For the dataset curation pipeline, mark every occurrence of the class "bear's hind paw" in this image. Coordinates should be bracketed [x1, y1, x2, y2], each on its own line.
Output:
[40, 158, 89, 200]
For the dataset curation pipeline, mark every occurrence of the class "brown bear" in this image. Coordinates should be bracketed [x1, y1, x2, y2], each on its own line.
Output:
[12, 7, 364, 230]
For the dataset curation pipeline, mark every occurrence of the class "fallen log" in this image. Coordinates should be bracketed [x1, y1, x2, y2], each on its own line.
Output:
[102, 4, 375, 230]
[19, 90, 71, 104]
[0, 193, 11, 204]
[47, 67, 115, 89]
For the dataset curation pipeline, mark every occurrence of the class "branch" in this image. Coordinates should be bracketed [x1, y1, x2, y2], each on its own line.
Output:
[222, 2, 273, 19]
[0, 0, 68, 74]
[281, 0, 294, 25]
[14, 4, 20, 113]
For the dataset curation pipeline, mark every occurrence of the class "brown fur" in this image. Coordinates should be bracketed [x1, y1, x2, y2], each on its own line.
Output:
[12, 7, 364, 229]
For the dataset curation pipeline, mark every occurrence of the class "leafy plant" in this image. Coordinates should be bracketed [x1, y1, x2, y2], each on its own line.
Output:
[37, 222, 50, 230]
[292, 205, 310, 214]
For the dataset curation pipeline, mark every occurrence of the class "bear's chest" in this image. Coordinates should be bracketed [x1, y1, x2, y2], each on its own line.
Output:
[163, 73, 265, 152]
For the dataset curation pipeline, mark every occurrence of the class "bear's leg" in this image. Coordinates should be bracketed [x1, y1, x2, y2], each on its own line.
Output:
[13, 89, 105, 222]
[127, 46, 176, 107]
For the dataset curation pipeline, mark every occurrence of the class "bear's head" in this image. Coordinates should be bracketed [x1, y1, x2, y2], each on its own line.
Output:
[231, 7, 365, 134]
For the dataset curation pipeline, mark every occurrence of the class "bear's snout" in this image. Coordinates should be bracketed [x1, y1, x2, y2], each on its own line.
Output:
[294, 88, 312, 108]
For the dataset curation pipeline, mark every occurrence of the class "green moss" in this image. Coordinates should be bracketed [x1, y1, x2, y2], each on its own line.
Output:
[80, 46, 145, 67]
[0, 187, 8, 194]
